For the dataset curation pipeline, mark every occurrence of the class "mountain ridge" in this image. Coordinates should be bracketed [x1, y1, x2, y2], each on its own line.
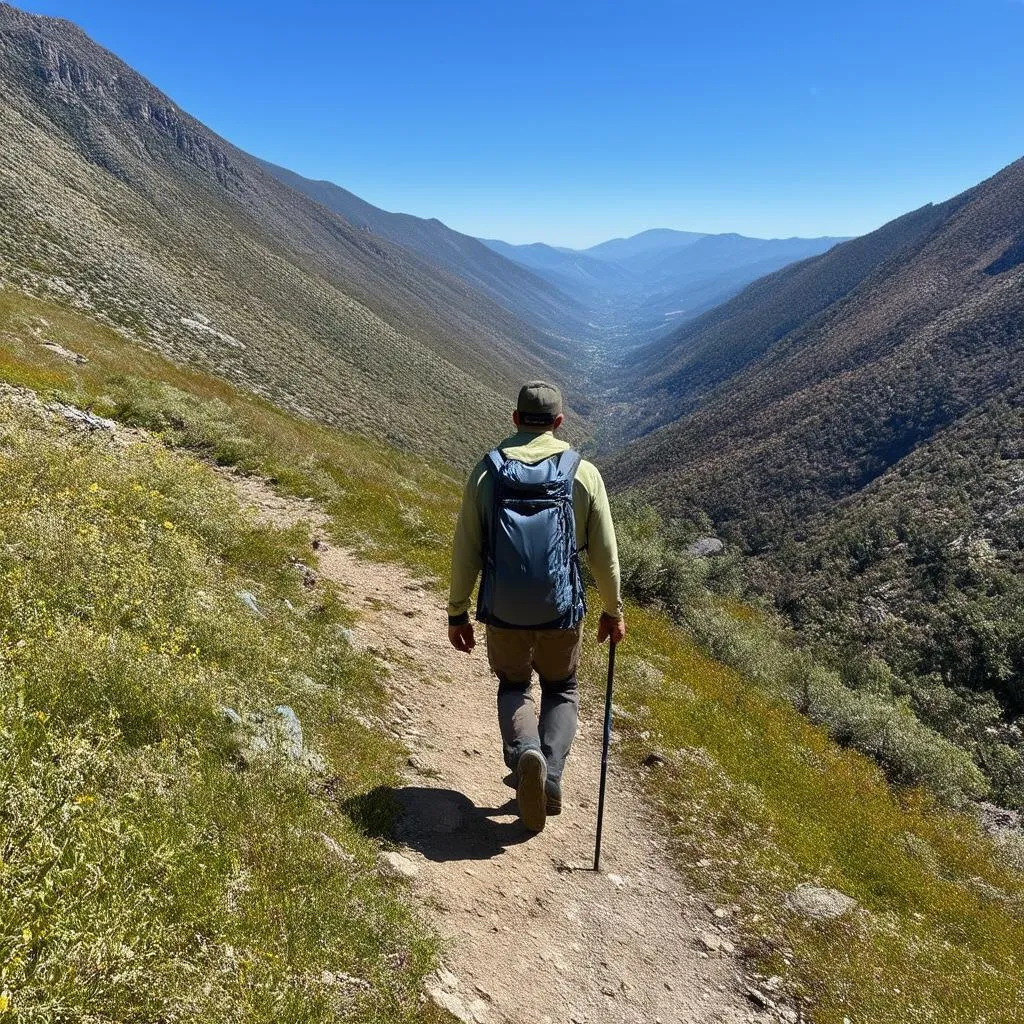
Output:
[0, 2, 585, 465]
[256, 157, 592, 342]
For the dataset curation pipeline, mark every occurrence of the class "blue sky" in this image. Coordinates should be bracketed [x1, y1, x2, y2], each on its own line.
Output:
[21, 0, 1024, 247]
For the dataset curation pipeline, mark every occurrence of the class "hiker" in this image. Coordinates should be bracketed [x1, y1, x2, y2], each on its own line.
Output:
[447, 381, 626, 833]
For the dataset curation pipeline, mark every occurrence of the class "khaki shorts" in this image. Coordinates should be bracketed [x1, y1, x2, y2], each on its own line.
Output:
[485, 624, 583, 684]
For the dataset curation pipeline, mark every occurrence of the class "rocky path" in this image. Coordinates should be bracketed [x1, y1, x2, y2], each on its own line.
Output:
[229, 475, 773, 1024]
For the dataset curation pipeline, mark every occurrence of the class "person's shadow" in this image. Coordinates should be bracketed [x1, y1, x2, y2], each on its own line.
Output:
[342, 786, 532, 862]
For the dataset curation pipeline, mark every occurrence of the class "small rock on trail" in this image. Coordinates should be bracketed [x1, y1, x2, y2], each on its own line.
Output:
[379, 850, 421, 881]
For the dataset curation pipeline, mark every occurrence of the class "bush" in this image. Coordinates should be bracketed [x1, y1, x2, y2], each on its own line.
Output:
[103, 376, 262, 469]
[611, 498, 989, 807]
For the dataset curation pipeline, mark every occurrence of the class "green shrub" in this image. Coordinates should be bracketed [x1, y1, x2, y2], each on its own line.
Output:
[612, 498, 988, 806]
[103, 376, 263, 469]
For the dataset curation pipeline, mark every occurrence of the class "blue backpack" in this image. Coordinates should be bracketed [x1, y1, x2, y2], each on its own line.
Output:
[476, 448, 587, 629]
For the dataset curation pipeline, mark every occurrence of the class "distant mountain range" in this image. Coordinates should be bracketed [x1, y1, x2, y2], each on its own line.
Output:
[483, 229, 847, 342]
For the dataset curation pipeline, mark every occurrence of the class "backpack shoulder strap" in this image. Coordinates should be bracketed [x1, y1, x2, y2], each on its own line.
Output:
[554, 448, 582, 482]
[484, 448, 506, 478]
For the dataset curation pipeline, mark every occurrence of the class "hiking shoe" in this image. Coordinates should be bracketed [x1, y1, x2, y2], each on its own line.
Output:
[516, 749, 547, 833]
[545, 778, 562, 816]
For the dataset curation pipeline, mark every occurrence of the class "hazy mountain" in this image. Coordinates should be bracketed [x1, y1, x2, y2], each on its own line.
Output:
[257, 159, 591, 340]
[583, 228, 708, 262]
[623, 231, 844, 279]
[482, 228, 846, 340]
[0, 3, 582, 464]
[480, 238, 638, 307]
[619, 232, 849, 335]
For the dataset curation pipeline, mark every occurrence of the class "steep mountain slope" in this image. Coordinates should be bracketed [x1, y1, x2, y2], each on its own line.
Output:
[607, 199, 965, 436]
[607, 158, 1023, 533]
[257, 158, 591, 340]
[0, 3, 579, 465]
[775, 384, 1024, 712]
[484, 227, 845, 341]
[606, 157, 1024, 801]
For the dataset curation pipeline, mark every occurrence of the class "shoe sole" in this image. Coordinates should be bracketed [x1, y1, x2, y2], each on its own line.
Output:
[517, 750, 547, 833]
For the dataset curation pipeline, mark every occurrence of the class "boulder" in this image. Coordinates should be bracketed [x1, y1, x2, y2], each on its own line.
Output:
[222, 704, 326, 773]
[49, 402, 116, 431]
[236, 590, 265, 617]
[784, 883, 857, 921]
[696, 930, 734, 953]
[41, 341, 88, 364]
[686, 537, 725, 557]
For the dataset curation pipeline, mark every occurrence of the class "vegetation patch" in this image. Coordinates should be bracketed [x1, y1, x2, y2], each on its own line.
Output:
[0, 395, 442, 1021]
[0, 288, 462, 581]
[610, 498, 989, 806]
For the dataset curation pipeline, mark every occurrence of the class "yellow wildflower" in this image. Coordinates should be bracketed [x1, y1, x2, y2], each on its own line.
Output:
[162, 521, 175, 531]
[88, 482, 99, 493]
[74, 794, 95, 806]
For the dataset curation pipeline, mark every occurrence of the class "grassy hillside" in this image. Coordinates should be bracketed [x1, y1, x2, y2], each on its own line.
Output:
[2, 286, 1022, 1023]
[0, 390, 453, 1021]
[579, 603, 1024, 1024]
[0, 3, 584, 466]
[0, 286, 463, 579]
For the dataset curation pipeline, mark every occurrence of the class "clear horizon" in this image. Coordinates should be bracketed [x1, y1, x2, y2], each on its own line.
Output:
[18, 0, 1024, 248]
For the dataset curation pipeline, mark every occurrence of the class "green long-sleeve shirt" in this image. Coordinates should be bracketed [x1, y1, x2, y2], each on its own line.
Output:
[447, 430, 623, 624]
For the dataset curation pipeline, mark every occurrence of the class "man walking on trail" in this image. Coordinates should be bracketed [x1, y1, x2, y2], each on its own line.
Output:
[447, 381, 626, 833]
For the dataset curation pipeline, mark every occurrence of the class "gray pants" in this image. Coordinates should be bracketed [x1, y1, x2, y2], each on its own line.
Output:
[485, 624, 583, 783]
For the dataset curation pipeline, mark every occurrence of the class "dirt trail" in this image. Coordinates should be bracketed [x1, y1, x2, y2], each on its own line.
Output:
[229, 476, 771, 1024]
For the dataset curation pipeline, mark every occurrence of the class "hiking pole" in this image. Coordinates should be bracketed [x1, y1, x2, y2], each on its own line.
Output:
[594, 639, 617, 872]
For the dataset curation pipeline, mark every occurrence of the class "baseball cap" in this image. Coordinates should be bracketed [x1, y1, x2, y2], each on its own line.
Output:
[516, 380, 563, 426]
